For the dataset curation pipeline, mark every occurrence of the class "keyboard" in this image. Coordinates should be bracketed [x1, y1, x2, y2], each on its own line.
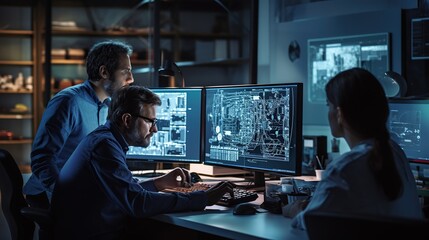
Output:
[164, 183, 259, 207]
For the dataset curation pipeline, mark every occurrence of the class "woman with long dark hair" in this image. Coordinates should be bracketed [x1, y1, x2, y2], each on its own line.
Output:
[290, 67, 423, 230]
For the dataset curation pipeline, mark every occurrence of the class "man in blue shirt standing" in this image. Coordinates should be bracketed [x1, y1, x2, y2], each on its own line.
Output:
[23, 40, 135, 208]
[51, 85, 234, 239]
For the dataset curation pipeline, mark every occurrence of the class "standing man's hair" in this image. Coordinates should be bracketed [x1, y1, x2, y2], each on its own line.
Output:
[86, 40, 133, 81]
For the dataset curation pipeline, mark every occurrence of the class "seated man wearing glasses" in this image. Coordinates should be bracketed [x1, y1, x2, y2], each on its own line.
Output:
[51, 85, 234, 240]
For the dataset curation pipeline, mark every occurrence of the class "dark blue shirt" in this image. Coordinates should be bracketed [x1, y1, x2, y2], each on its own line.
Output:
[51, 121, 207, 239]
[23, 81, 109, 197]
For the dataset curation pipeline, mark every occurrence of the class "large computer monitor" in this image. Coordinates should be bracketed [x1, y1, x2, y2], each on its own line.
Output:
[308, 32, 390, 103]
[387, 98, 429, 183]
[126, 87, 204, 171]
[203, 83, 303, 188]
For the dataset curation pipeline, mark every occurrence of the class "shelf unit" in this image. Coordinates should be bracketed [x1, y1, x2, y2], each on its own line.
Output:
[40, 0, 153, 101]
[0, 0, 257, 173]
[41, 0, 257, 97]
[141, 0, 258, 88]
[0, 1, 39, 173]
[39, 0, 257, 172]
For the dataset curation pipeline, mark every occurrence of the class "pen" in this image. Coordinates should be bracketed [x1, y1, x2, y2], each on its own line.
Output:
[316, 155, 324, 170]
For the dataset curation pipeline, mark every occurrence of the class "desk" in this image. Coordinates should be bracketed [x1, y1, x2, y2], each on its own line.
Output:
[149, 194, 308, 240]
[133, 170, 308, 239]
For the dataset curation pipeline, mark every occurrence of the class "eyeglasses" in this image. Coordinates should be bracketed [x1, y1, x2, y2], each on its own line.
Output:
[119, 68, 132, 75]
[133, 115, 157, 128]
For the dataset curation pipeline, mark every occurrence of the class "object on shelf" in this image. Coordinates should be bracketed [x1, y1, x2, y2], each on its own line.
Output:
[102, 26, 151, 33]
[15, 73, 24, 88]
[0, 73, 28, 91]
[50, 49, 67, 59]
[58, 79, 72, 90]
[67, 48, 85, 59]
[25, 76, 33, 91]
[52, 21, 86, 31]
[73, 79, 84, 85]
[10, 103, 29, 113]
[0, 130, 13, 140]
[214, 40, 228, 60]
[195, 40, 214, 62]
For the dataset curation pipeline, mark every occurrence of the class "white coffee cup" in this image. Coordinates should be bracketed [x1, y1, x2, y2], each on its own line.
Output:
[315, 169, 325, 181]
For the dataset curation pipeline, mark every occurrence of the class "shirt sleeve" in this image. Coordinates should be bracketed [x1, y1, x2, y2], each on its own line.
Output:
[89, 138, 207, 217]
[291, 166, 349, 230]
[30, 95, 74, 192]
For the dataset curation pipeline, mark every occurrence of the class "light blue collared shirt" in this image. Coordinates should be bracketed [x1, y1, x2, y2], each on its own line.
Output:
[23, 80, 110, 198]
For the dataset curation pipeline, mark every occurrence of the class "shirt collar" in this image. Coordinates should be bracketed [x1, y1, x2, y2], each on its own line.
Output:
[85, 80, 111, 106]
[105, 120, 129, 153]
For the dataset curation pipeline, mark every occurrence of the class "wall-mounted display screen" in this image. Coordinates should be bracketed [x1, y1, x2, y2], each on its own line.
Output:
[308, 32, 390, 103]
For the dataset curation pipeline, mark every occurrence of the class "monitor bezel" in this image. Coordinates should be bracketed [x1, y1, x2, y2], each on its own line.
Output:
[202, 82, 303, 177]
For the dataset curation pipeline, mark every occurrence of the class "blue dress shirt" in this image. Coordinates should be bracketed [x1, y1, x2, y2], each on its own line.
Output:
[23, 81, 109, 198]
[51, 121, 207, 239]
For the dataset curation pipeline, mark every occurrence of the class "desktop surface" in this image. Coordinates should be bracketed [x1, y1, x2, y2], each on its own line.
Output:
[133, 169, 308, 239]
[150, 194, 308, 240]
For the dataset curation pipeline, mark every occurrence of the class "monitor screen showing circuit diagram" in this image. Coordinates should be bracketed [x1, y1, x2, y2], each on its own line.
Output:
[203, 83, 303, 175]
[388, 99, 429, 164]
[126, 87, 203, 163]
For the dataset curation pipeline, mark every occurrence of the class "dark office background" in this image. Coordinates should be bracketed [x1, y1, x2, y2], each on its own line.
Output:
[259, 0, 428, 127]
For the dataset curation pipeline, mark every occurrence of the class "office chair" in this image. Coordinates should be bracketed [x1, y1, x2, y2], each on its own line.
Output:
[0, 148, 52, 240]
[304, 210, 429, 240]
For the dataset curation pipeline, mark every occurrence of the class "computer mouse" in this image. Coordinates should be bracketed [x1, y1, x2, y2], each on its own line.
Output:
[190, 172, 202, 183]
[233, 203, 258, 215]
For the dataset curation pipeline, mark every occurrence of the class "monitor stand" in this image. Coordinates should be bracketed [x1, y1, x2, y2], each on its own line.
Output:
[240, 171, 266, 192]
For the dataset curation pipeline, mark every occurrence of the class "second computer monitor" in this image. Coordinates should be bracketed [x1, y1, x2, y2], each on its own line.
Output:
[203, 83, 303, 178]
[126, 87, 203, 164]
[388, 98, 429, 164]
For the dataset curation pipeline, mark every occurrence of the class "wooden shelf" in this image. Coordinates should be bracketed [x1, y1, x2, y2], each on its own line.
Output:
[51, 59, 85, 65]
[52, 28, 152, 36]
[180, 58, 249, 67]
[0, 89, 32, 94]
[50, 29, 239, 39]
[0, 114, 33, 119]
[1, 0, 34, 6]
[0, 29, 33, 36]
[177, 32, 241, 39]
[52, 0, 144, 7]
[0, 60, 33, 65]
[0, 139, 32, 144]
[51, 59, 149, 65]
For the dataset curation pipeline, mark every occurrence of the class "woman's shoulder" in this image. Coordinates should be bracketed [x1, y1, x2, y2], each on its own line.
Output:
[331, 141, 373, 169]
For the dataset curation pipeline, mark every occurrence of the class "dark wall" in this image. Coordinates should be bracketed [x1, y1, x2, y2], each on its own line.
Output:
[266, 0, 417, 126]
